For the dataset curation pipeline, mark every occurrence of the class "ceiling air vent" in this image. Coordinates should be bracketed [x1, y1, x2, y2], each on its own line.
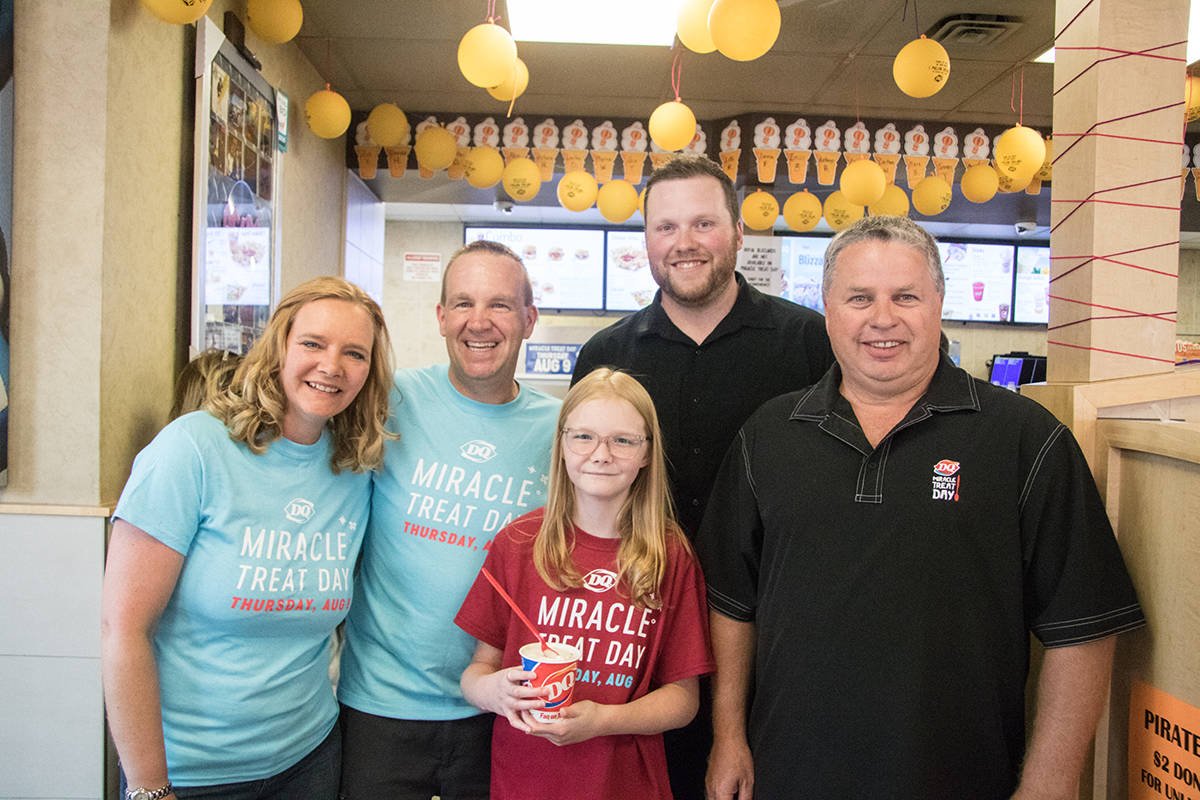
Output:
[925, 14, 1022, 49]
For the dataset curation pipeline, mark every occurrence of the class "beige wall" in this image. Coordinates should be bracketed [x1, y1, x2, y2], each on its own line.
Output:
[0, 0, 347, 506]
[1179, 248, 1200, 337]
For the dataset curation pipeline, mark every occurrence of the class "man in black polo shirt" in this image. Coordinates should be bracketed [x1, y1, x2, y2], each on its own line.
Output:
[571, 155, 833, 800]
[699, 215, 1146, 800]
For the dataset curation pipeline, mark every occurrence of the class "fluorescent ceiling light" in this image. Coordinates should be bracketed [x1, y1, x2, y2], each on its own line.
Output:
[1033, 46, 1054, 64]
[507, 0, 685, 46]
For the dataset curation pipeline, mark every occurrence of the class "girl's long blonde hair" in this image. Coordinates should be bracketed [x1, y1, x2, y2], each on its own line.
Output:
[533, 368, 687, 609]
[206, 277, 395, 473]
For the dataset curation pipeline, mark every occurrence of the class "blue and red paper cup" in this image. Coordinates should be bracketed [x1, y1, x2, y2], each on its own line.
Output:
[519, 642, 581, 723]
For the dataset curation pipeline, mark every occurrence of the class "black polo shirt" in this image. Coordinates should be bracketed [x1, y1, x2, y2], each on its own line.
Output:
[697, 354, 1145, 799]
[571, 273, 833, 538]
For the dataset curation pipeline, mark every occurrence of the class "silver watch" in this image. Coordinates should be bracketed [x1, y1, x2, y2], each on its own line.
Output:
[125, 783, 173, 800]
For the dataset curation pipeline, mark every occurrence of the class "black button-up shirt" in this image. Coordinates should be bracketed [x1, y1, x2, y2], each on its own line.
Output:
[572, 273, 834, 537]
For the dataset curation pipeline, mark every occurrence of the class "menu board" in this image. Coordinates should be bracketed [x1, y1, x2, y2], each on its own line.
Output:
[779, 235, 829, 313]
[465, 227, 605, 311]
[605, 230, 659, 312]
[938, 241, 1015, 322]
[1013, 246, 1050, 324]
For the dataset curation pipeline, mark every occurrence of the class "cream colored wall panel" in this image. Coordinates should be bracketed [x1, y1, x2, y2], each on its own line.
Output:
[0, 514, 104, 658]
[383, 220, 463, 370]
[0, 655, 103, 799]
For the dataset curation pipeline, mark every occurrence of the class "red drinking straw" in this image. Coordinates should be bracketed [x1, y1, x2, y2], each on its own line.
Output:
[480, 567, 558, 655]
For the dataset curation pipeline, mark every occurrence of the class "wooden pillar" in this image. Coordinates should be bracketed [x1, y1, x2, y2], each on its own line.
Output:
[1048, 0, 1185, 382]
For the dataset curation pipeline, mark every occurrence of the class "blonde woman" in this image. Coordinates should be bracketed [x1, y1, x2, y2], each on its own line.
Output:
[102, 277, 393, 800]
[456, 368, 714, 800]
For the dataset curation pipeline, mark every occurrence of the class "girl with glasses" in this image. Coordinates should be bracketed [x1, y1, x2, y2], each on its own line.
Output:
[455, 367, 714, 799]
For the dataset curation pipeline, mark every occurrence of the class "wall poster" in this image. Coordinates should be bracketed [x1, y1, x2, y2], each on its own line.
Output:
[193, 17, 279, 355]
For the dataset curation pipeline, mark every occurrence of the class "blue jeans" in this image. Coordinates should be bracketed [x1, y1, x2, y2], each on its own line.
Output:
[120, 724, 340, 800]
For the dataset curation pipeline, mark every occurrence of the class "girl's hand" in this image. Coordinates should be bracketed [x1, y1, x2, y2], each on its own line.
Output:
[475, 665, 545, 732]
[521, 700, 610, 746]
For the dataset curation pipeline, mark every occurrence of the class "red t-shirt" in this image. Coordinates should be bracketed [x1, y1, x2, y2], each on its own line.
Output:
[455, 507, 715, 800]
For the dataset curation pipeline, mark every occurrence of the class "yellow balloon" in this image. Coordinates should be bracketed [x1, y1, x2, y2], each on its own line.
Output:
[487, 58, 529, 101]
[557, 170, 599, 212]
[912, 176, 952, 216]
[708, 0, 781, 61]
[677, 0, 717, 54]
[782, 191, 823, 232]
[741, 190, 779, 231]
[839, 159, 887, 206]
[868, 184, 910, 217]
[597, 180, 640, 222]
[140, 0, 213, 24]
[458, 23, 518, 88]
[996, 166, 1035, 194]
[1187, 75, 1200, 123]
[246, 0, 303, 44]
[960, 164, 1000, 203]
[994, 125, 1046, 178]
[649, 101, 697, 152]
[366, 104, 410, 148]
[304, 88, 351, 139]
[414, 126, 457, 171]
[639, 186, 647, 217]
[892, 36, 950, 98]
[502, 157, 542, 201]
[1035, 136, 1053, 181]
[464, 146, 504, 188]
[823, 191, 864, 231]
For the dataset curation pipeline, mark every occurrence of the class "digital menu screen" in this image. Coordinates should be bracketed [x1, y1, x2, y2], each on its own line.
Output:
[989, 356, 1023, 390]
[1013, 246, 1050, 324]
[779, 235, 829, 313]
[605, 230, 659, 312]
[465, 226, 605, 311]
[938, 241, 1015, 322]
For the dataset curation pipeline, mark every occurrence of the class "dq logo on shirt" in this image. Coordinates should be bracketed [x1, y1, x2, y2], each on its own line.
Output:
[284, 497, 315, 523]
[582, 569, 618, 593]
[460, 439, 497, 463]
[931, 460, 960, 502]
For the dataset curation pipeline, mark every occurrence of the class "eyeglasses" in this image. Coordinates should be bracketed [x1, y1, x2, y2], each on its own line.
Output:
[561, 428, 649, 459]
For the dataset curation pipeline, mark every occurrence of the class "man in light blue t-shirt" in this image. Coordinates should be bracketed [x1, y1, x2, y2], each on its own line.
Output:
[338, 240, 561, 800]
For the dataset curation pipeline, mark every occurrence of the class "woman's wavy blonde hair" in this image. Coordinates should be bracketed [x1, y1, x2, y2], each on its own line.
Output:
[206, 277, 395, 473]
[533, 367, 687, 609]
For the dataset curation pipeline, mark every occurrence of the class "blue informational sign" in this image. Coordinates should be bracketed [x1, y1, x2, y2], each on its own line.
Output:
[524, 343, 581, 377]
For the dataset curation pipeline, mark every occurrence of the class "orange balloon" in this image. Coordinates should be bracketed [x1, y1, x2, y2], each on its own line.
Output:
[140, 0, 213, 24]
[893, 36, 950, 98]
[868, 184, 910, 217]
[649, 101, 697, 152]
[414, 126, 457, 171]
[557, 171, 599, 212]
[677, 0, 717, 53]
[464, 147, 504, 188]
[823, 191, 863, 231]
[366, 103, 410, 148]
[994, 125, 1046, 178]
[597, 180, 640, 222]
[708, 0, 781, 61]
[458, 23, 518, 88]
[305, 88, 350, 139]
[839, 159, 887, 206]
[912, 176, 952, 215]
[502, 157, 542, 201]
[741, 190, 779, 231]
[960, 164, 999, 203]
[783, 191, 822, 232]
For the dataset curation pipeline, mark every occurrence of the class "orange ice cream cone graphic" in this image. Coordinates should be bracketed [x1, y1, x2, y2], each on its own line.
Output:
[932, 157, 959, 184]
[355, 145, 381, 180]
[719, 150, 740, 181]
[649, 152, 675, 171]
[591, 150, 617, 183]
[903, 154, 929, 186]
[562, 149, 587, 172]
[785, 150, 811, 183]
[753, 148, 780, 182]
[503, 146, 531, 165]
[872, 153, 899, 184]
[385, 145, 411, 177]
[620, 151, 647, 184]
[814, 151, 840, 185]
[532, 148, 559, 181]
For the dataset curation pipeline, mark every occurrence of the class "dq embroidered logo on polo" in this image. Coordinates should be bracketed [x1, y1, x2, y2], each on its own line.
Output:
[931, 459, 961, 502]
[582, 568, 618, 593]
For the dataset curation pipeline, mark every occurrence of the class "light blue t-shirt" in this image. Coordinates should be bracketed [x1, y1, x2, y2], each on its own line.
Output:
[338, 364, 560, 720]
[114, 411, 370, 786]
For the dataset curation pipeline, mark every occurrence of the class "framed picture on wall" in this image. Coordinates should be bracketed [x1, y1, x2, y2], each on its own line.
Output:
[191, 16, 280, 356]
